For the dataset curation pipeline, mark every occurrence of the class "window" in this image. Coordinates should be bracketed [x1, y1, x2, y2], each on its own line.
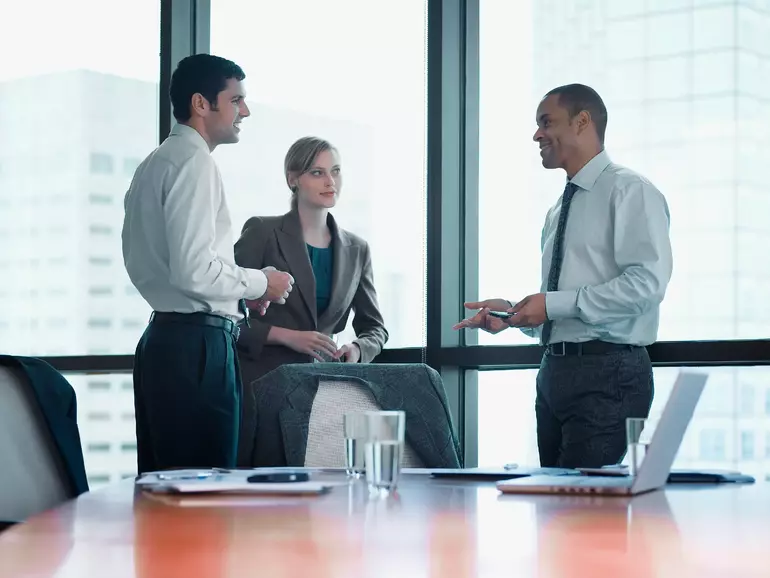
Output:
[89, 224, 113, 236]
[87, 380, 111, 391]
[87, 474, 111, 486]
[88, 257, 112, 267]
[88, 193, 112, 205]
[88, 286, 113, 297]
[123, 157, 141, 175]
[477, 366, 770, 480]
[66, 373, 138, 487]
[766, 433, 770, 459]
[0, 0, 157, 358]
[646, 12, 690, 58]
[478, 0, 769, 344]
[87, 318, 112, 329]
[740, 431, 754, 460]
[210, 0, 428, 348]
[694, 6, 735, 51]
[740, 384, 755, 416]
[89, 152, 114, 175]
[699, 429, 727, 461]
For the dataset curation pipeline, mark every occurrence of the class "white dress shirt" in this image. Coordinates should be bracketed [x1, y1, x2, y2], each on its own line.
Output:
[122, 123, 267, 321]
[518, 150, 673, 346]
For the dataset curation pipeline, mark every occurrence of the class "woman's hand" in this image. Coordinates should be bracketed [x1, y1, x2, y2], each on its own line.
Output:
[277, 329, 338, 362]
[335, 343, 361, 363]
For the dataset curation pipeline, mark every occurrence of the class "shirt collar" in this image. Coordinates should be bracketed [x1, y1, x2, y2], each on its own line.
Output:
[169, 123, 210, 153]
[569, 149, 611, 192]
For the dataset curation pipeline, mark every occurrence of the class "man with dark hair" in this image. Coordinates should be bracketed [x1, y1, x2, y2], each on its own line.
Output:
[122, 54, 295, 473]
[455, 83, 673, 469]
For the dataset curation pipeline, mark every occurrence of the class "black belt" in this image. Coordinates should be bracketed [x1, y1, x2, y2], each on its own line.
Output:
[149, 311, 243, 339]
[545, 340, 640, 356]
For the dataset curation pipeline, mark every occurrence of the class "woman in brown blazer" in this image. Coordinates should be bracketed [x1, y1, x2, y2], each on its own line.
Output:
[234, 136, 389, 388]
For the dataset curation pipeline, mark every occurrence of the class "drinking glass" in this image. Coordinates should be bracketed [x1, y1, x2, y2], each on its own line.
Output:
[343, 412, 368, 478]
[362, 411, 406, 495]
[626, 417, 657, 475]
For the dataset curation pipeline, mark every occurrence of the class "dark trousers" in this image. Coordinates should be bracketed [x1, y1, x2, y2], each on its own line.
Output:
[535, 346, 654, 469]
[133, 315, 242, 474]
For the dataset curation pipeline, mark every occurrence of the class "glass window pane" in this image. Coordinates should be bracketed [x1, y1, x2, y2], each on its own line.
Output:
[694, 7, 736, 51]
[738, 5, 770, 57]
[646, 12, 691, 58]
[645, 101, 690, 145]
[65, 372, 137, 490]
[479, 1, 763, 343]
[0, 1, 159, 356]
[477, 366, 770, 480]
[606, 18, 645, 62]
[647, 56, 690, 100]
[694, 51, 735, 95]
[210, 0, 427, 348]
[607, 1, 646, 18]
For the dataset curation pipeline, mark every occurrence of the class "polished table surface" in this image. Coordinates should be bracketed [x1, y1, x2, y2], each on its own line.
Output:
[0, 473, 768, 577]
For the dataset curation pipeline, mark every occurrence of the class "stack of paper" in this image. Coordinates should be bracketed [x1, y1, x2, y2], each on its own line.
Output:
[135, 468, 336, 495]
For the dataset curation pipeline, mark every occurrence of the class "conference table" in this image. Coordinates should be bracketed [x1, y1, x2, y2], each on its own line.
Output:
[0, 472, 767, 577]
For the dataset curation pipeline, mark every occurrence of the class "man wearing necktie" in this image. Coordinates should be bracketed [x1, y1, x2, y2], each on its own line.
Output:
[455, 84, 673, 469]
[123, 54, 294, 473]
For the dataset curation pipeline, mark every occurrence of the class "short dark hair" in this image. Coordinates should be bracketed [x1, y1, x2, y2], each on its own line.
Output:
[544, 83, 608, 144]
[169, 54, 245, 122]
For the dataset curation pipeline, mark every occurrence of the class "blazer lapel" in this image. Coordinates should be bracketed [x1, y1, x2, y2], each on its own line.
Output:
[318, 214, 358, 328]
[275, 211, 317, 325]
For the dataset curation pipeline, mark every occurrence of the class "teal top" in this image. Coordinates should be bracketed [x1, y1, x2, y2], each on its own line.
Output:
[306, 243, 334, 316]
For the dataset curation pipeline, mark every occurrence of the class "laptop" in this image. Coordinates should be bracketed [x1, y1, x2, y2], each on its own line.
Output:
[497, 371, 708, 497]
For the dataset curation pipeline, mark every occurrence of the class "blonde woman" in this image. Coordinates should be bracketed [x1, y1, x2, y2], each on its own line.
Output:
[234, 136, 388, 387]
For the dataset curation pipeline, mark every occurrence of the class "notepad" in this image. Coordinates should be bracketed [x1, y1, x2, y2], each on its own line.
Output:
[142, 480, 334, 495]
[135, 468, 337, 495]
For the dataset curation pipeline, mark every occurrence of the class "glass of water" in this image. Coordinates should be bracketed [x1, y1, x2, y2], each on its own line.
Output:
[362, 411, 406, 495]
[626, 417, 657, 475]
[343, 412, 368, 478]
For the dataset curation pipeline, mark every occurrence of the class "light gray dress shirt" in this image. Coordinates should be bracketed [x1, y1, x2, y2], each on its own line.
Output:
[122, 123, 267, 321]
[517, 150, 673, 346]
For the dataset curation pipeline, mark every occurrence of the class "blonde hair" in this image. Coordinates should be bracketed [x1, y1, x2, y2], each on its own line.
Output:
[284, 136, 337, 210]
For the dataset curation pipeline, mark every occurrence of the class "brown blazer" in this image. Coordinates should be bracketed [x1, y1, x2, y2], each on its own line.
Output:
[233, 209, 389, 387]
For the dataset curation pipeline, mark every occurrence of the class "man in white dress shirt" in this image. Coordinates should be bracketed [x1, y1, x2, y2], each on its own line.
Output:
[455, 84, 673, 469]
[122, 54, 294, 473]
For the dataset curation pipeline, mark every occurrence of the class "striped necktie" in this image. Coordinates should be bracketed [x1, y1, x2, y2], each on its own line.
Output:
[541, 181, 577, 346]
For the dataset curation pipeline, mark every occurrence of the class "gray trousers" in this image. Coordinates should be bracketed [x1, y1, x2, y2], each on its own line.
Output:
[535, 346, 654, 469]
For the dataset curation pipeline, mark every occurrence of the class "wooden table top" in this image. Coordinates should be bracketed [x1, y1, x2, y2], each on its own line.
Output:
[1, 473, 768, 577]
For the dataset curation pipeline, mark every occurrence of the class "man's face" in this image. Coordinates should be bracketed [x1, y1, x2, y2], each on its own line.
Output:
[203, 78, 250, 147]
[532, 94, 580, 171]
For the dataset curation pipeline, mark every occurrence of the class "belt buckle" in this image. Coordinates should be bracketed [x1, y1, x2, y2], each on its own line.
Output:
[550, 342, 566, 356]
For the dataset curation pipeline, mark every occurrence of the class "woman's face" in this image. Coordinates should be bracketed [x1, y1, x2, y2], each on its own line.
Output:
[293, 148, 342, 210]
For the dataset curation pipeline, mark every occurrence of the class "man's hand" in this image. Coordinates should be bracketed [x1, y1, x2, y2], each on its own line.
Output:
[262, 265, 294, 304]
[507, 293, 547, 328]
[452, 298, 511, 334]
[334, 343, 361, 363]
[244, 298, 270, 316]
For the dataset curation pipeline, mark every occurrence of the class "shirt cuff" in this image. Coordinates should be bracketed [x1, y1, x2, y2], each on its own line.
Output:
[545, 290, 579, 320]
[243, 268, 268, 300]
